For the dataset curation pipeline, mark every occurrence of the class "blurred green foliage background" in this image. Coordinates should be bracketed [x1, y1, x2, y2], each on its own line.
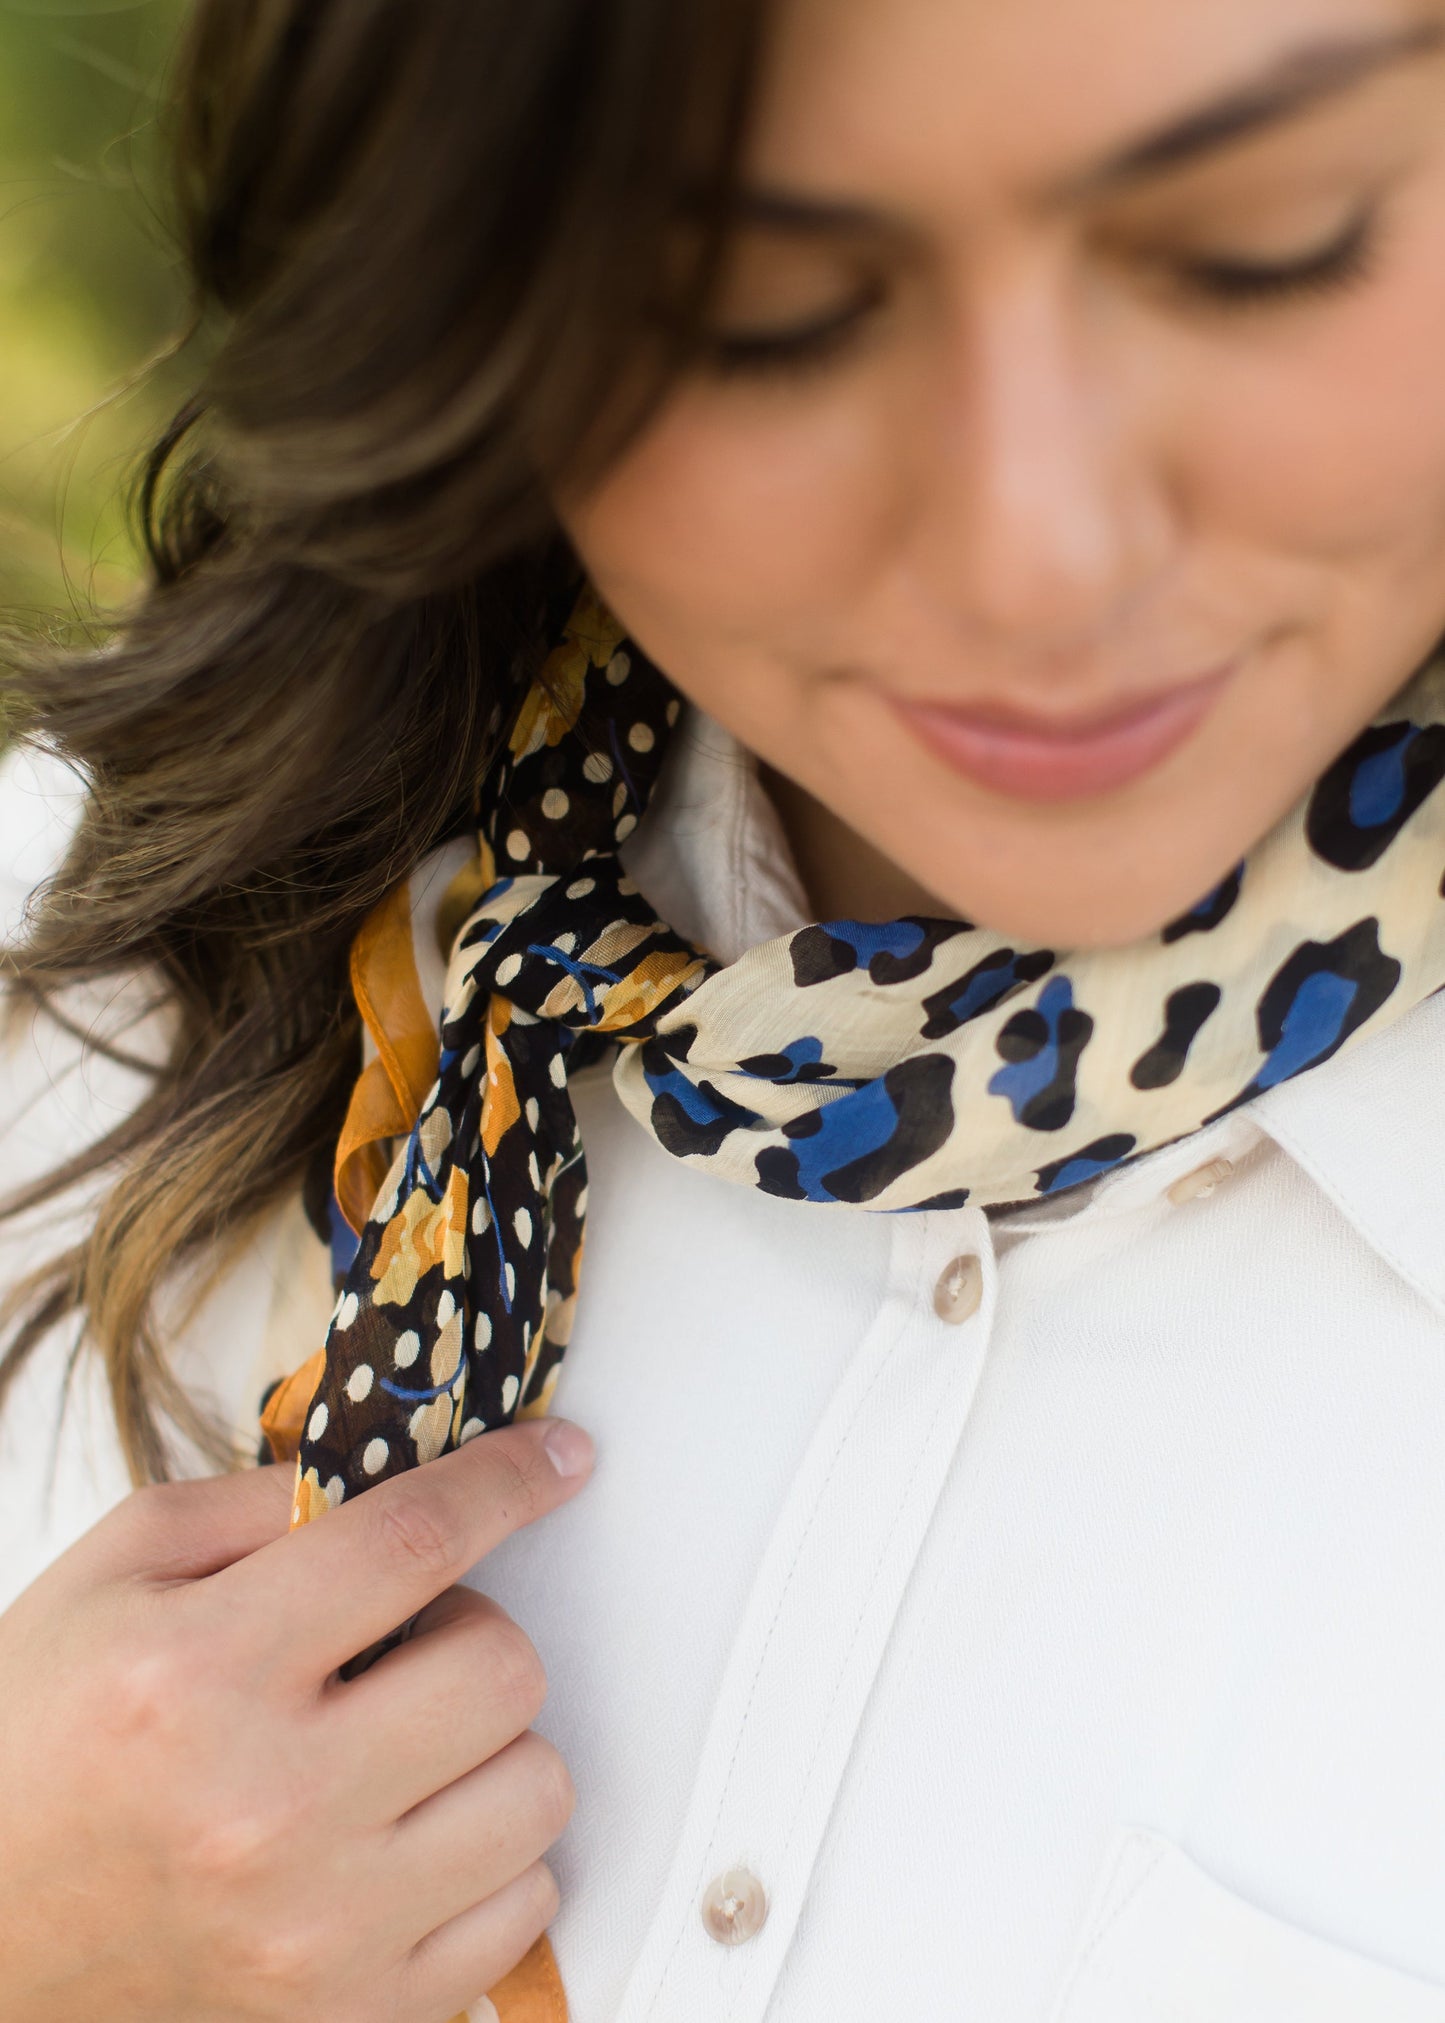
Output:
[0, 0, 189, 616]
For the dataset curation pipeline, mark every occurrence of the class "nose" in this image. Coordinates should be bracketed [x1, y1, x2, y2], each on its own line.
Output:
[904, 260, 1178, 657]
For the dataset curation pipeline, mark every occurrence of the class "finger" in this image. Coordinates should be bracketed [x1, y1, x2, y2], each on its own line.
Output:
[409, 1581, 502, 1641]
[401, 1861, 560, 2023]
[331, 1589, 546, 1821]
[77, 1464, 296, 1587]
[215, 1420, 594, 1684]
[387, 1732, 574, 1943]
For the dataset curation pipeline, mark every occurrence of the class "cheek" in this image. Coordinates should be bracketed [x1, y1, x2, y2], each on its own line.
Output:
[560, 382, 903, 647]
[1179, 222, 1445, 565]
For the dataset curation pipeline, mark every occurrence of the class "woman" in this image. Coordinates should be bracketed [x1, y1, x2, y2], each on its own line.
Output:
[4, 0, 1445, 2016]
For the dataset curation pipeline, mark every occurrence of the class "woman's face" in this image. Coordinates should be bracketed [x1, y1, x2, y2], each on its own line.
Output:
[558, 0, 1445, 946]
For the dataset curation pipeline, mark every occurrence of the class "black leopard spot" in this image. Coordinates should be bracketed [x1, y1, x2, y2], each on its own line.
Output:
[1162, 866, 1245, 944]
[654, 1022, 699, 1062]
[821, 1055, 957, 1202]
[789, 918, 971, 989]
[1130, 982, 1223, 1091]
[755, 1055, 956, 1203]
[1210, 916, 1402, 1115]
[1307, 720, 1445, 872]
[988, 976, 1093, 1132]
[643, 1039, 757, 1158]
[867, 919, 975, 986]
[921, 947, 1055, 1041]
[738, 1037, 839, 1083]
[1034, 1133, 1138, 1197]
[756, 1146, 808, 1199]
[789, 925, 859, 987]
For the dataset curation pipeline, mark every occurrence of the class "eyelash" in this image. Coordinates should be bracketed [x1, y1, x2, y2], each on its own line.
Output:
[1171, 205, 1380, 307]
[700, 208, 1381, 381]
[702, 285, 886, 381]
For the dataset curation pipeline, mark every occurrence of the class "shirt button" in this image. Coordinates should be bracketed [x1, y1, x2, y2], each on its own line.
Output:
[701, 1868, 770, 1946]
[933, 1254, 984, 1325]
[1167, 1156, 1235, 1208]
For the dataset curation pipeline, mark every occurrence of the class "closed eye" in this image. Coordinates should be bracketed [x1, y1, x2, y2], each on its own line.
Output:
[696, 202, 1382, 379]
[1171, 204, 1379, 305]
[699, 282, 886, 378]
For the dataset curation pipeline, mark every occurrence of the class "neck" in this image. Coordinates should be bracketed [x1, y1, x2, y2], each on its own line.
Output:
[760, 764, 955, 923]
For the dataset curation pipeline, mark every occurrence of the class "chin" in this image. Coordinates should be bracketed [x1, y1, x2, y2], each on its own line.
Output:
[894, 778, 1265, 952]
[924, 862, 1230, 953]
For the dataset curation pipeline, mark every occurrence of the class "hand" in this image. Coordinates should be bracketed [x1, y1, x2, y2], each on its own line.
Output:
[0, 1418, 594, 2022]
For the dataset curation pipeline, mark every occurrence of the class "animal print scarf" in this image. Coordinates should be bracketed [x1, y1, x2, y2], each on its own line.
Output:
[278, 591, 1445, 1517]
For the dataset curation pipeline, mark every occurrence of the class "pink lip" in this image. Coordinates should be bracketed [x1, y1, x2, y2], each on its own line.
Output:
[891, 664, 1235, 803]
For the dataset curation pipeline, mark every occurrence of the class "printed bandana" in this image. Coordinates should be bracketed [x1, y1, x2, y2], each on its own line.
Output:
[283, 592, 1445, 1517]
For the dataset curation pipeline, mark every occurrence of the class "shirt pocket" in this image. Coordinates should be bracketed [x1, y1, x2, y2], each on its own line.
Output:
[1048, 1827, 1445, 2023]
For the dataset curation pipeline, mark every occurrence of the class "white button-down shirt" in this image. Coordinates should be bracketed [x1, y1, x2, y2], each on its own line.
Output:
[5, 718, 1445, 2022]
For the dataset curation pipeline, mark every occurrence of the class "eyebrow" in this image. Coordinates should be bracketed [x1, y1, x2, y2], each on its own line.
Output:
[723, 188, 884, 238]
[727, 20, 1445, 237]
[1065, 19, 1445, 196]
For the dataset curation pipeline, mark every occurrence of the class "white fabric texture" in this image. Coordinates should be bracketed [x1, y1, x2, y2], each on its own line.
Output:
[4, 718, 1445, 2020]
[1049, 1829, 1445, 2021]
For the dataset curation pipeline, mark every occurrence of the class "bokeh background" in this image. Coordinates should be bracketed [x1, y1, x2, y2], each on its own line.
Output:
[0, 0, 189, 616]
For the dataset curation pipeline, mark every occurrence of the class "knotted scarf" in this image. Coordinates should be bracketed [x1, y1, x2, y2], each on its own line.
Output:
[274, 591, 1445, 1518]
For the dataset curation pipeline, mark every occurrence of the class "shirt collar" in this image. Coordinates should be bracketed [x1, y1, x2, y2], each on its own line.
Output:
[622, 706, 810, 963]
[1249, 986, 1445, 1321]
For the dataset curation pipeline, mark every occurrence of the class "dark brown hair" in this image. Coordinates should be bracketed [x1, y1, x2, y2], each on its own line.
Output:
[0, 0, 769, 1483]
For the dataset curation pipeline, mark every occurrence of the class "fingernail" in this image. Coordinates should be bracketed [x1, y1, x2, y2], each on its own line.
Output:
[543, 1419, 595, 1479]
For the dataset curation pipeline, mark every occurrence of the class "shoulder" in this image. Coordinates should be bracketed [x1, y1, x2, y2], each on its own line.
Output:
[0, 745, 332, 1599]
[0, 740, 165, 1170]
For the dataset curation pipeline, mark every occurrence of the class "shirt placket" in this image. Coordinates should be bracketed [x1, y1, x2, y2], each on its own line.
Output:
[613, 1207, 998, 2022]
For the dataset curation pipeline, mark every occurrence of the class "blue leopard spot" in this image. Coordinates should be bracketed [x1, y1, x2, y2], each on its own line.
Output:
[755, 1055, 955, 1204]
[738, 1036, 841, 1085]
[1214, 917, 1403, 1114]
[644, 1042, 760, 1158]
[1251, 972, 1356, 1091]
[459, 915, 510, 950]
[790, 916, 972, 988]
[988, 975, 1093, 1132]
[790, 919, 924, 986]
[921, 947, 1055, 1040]
[1307, 719, 1445, 871]
[1035, 1133, 1138, 1197]
[328, 1190, 361, 1282]
[456, 879, 517, 948]
[1350, 726, 1417, 827]
[829, 921, 927, 967]
[1162, 865, 1245, 944]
